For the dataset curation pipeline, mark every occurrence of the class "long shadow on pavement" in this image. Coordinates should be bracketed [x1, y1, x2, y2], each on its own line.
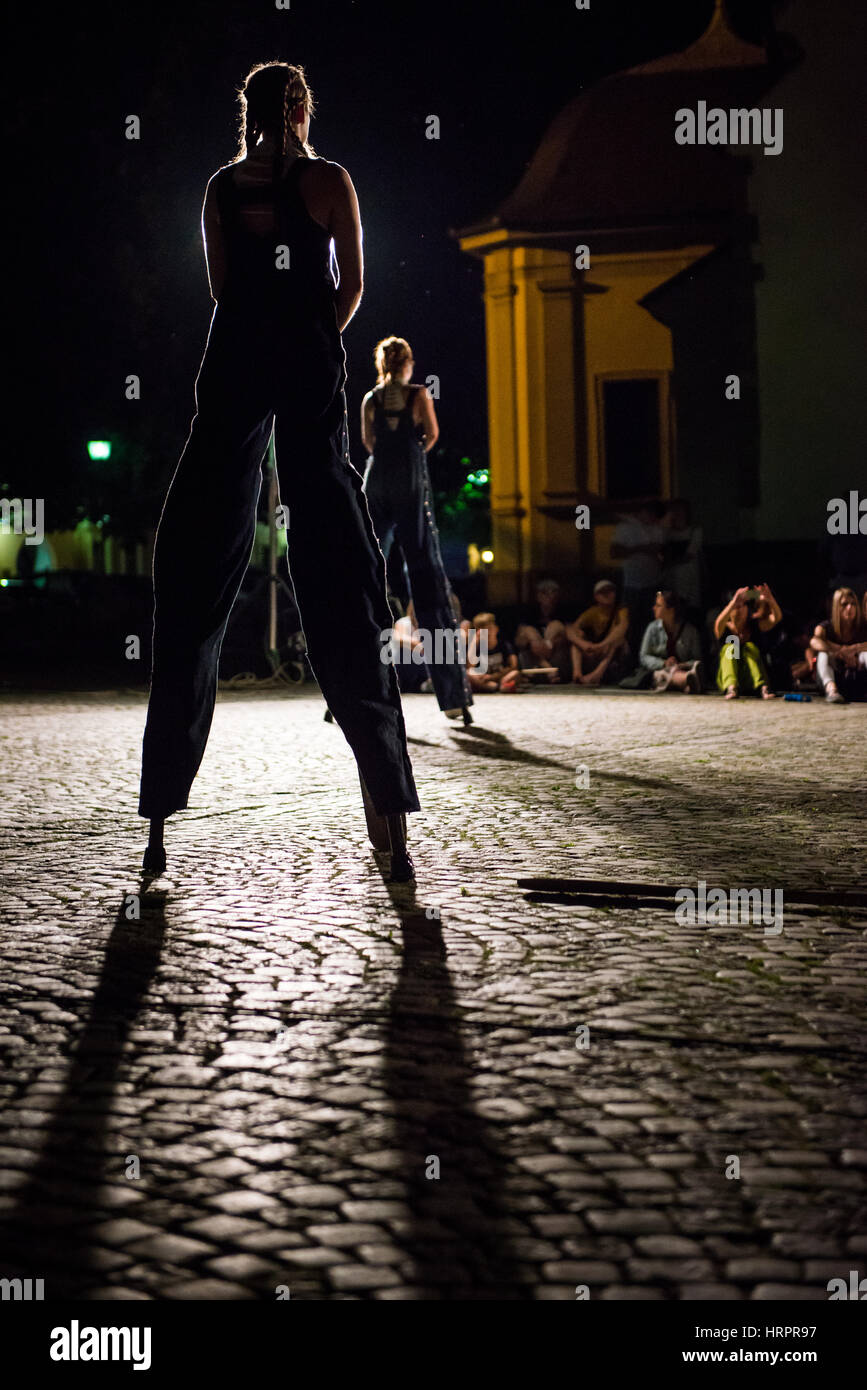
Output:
[0, 882, 168, 1297]
[378, 877, 532, 1299]
[448, 726, 867, 810]
[448, 725, 674, 788]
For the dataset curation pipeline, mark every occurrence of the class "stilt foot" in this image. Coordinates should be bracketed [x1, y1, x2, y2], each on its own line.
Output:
[142, 843, 166, 875]
[386, 813, 415, 883]
[143, 819, 166, 875]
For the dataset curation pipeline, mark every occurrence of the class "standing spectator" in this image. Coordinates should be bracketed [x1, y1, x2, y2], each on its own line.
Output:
[515, 578, 571, 680]
[611, 502, 665, 655]
[810, 587, 867, 704]
[713, 583, 781, 700]
[566, 579, 630, 686]
[661, 500, 704, 621]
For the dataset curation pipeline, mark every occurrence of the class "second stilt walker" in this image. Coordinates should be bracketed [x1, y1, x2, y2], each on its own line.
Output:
[361, 336, 473, 724]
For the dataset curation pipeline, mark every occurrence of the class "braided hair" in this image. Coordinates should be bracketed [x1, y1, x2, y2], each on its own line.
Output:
[374, 336, 413, 386]
[235, 61, 317, 187]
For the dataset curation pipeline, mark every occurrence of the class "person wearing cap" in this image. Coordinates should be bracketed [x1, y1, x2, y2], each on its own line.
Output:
[566, 580, 630, 686]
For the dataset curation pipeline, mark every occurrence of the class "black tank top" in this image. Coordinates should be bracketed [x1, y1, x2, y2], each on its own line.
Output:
[371, 385, 424, 466]
[213, 157, 335, 322]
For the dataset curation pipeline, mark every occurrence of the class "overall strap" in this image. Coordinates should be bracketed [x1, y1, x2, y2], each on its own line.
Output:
[375, 383, 413, 418]
[281, 153, 309, 190]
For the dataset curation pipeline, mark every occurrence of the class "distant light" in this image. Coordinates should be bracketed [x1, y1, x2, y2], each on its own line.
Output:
[87, 440, 112, 460]
[481, 549, 494, 564]
[0, 578, 8, 587]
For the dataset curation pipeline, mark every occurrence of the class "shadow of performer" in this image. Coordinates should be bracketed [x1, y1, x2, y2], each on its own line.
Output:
[381, 884, 531, 1299]
[0, 882, 168, 1297]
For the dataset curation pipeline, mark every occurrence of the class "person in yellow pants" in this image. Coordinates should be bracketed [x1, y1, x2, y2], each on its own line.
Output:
[713, 584, 780, 699]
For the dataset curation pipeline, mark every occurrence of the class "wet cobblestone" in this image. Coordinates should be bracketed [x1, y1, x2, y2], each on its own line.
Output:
[0, 685, 865, 1299]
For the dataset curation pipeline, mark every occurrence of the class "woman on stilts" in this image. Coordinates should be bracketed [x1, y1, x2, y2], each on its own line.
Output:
[138, 61, 418, 881]
[360, 336, 473, 725]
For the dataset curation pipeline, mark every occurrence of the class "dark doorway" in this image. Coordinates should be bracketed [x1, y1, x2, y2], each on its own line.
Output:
[602, 377, 661, 499]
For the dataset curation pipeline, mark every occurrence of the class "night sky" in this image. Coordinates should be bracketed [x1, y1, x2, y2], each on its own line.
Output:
[6, 0, 777, 528]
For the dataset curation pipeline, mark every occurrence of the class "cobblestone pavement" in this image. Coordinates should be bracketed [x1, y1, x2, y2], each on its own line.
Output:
[1, 686, 865, 1300]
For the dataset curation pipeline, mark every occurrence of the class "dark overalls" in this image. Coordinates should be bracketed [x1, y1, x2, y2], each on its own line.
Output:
[362, 387, 472, 713]
[139, 156, 419, 820]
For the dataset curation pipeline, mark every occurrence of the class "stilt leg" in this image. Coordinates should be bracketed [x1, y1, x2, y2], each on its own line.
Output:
[359, 774, 414, 879]
[142, 818, 166, 875]
[386, 813, 415, 883]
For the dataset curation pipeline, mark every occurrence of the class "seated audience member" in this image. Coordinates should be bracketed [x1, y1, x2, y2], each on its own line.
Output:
[566, 580, 630, 686]
[515, 578, 570, 680]
[638, 589, 703, 692]
[661, 501, 704, 621]
[468, 612, 522, 693]
[713, 583, 782, 700]
[809, 586, 867, 704]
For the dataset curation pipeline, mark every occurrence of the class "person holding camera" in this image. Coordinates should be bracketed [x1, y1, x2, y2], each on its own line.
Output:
[713, 583, 781, 699]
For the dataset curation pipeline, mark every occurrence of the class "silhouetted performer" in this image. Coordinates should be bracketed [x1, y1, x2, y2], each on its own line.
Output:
[139, 62, 417, 880]
[361, 336, 473, 724]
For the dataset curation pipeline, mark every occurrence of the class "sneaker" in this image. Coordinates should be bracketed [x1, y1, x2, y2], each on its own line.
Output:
[420, 679, 434, 693]
[825, 686, 846, 704]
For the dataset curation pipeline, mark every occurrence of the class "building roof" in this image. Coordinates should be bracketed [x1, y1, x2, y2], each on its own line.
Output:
[627, 0, 766, 75]
[457, 2, 785, 243]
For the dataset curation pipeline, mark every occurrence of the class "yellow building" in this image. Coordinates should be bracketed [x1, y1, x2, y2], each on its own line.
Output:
[457, 1, 789, 606]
